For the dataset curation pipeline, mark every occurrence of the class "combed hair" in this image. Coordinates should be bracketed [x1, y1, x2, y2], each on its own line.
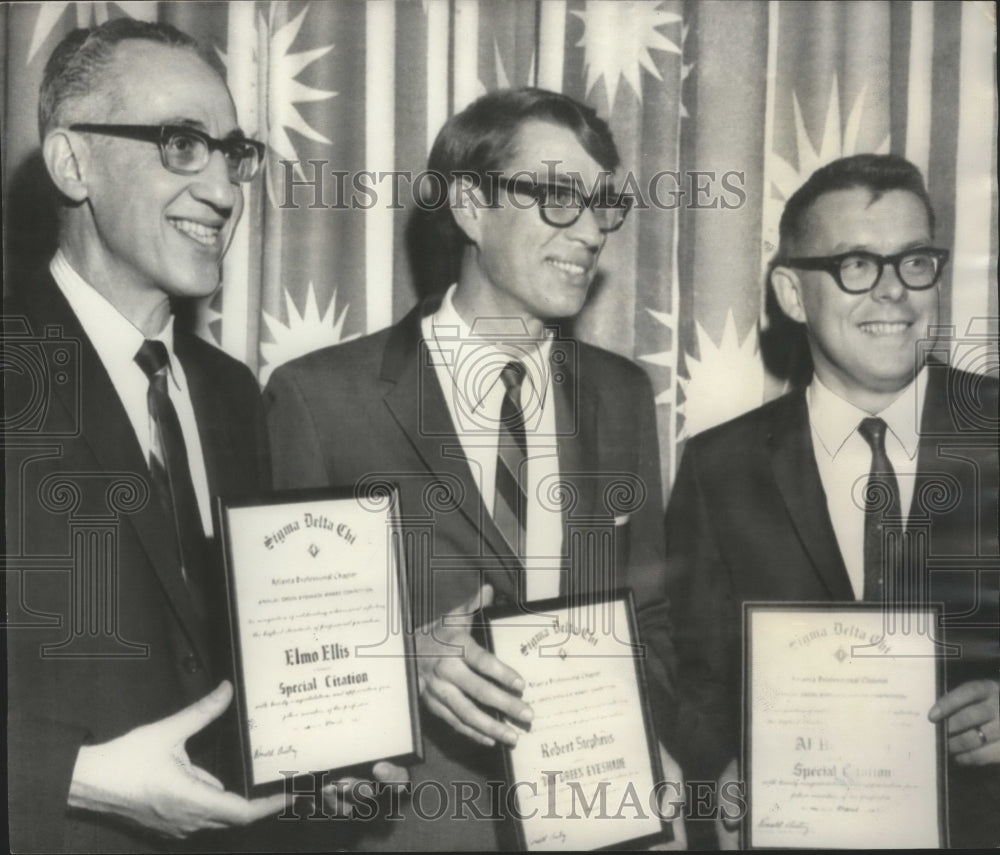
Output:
[38, 18, 199, 138]
[776, 153, 936, 261]
[411, 87, 620, 293]
[427, 87, 619, 195]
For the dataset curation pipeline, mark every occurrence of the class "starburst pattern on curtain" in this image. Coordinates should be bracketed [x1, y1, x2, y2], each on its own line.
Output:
[571, 0, 681, 110]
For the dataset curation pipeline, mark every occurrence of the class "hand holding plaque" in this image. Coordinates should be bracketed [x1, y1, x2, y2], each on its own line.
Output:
[216, 487, 422, 796]
[929, 678, 1000, 765]
[68, 681, 289, 836]
[484, 590, 672, 851]
[416, 583, 534, 747]
[744, 604, 946, 849]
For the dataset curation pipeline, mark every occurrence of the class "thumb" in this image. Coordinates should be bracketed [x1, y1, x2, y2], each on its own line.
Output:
[163, 680, 234, 742]
[477, 582, 494, 610]
[189, 764, 226, 790]
[445, 583, 493, 627]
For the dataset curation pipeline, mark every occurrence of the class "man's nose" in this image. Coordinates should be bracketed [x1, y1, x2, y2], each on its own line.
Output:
[565, 204, 604, 249]
[870, 260, 907, 301]
[189, 149, 240, 212]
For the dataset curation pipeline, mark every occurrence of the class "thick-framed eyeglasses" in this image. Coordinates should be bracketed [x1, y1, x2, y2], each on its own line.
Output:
[498, 176, 631, 233]
[69, 123, 266, 183]
[785, 247, 950, 294]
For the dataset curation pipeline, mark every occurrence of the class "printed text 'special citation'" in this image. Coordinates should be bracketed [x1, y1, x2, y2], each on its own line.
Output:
[216, 487, 421, 796]
[485, 591, 670, 851]
[744, 604, 946, 848]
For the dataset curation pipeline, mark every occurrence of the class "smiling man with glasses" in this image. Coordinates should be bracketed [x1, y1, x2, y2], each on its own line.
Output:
[664, 153, 999, 848]
[784, 245, 949, 294]
[5, 18, 285, 852]
[265, 87, 682, 850]
[66, 123, 267, 184]
[492, 172, 632, 233]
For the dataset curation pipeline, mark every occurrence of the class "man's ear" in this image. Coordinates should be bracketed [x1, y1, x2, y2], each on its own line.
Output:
[448, 174, 488, 245]
[41, 130, 90, 203]
[770, 266, 808, 324]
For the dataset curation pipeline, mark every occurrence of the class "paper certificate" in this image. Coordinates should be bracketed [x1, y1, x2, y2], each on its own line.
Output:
[485, 590, 669, 851]
[744, 604, 946, 849]
[216, 487, 421, 795]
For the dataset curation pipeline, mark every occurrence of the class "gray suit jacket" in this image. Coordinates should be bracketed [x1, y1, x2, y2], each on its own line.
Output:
[264, 300, 675, 850]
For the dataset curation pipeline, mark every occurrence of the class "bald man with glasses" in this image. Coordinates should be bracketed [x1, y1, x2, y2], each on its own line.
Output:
[3, 19, 286, 851]
[265, 87, 681, 850]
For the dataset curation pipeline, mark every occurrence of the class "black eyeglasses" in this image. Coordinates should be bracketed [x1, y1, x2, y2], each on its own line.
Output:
[69, 123, 266, 183]
[785, 247, 950, 294]
[498, 176, 631, 233]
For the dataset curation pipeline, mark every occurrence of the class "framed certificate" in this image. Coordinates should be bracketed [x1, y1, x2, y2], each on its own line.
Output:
[216, 486, 422, 797]
[743, 603, 947, 849]
[483, 589, 672, 851]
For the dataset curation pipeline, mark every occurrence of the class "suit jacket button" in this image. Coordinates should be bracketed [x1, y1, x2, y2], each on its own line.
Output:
[182, 654, 201, 674]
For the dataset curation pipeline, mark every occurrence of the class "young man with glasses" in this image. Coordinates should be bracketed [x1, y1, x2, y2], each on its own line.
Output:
[265, 88, 681, 850]
[5, 19, 283, 851]
[665, 154, 998, 848]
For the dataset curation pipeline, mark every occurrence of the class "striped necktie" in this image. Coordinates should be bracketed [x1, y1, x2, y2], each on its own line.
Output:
[494, 361, 528, 558]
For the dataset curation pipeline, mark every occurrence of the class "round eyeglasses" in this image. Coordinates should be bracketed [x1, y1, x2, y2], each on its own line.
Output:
[69, 123, 266, 183]
[785, 247, 950, 294]
[498, 176, 631, 233]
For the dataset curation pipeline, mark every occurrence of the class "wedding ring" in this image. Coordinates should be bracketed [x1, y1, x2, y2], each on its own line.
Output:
[975, 726, 988, 746]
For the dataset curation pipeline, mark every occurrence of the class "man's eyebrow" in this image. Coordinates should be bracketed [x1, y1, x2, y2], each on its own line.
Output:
[166, 118, 208, 130]
[829, 237, 933, 254]
[545, 174, 615, 190]
[164, 118, 249, 140]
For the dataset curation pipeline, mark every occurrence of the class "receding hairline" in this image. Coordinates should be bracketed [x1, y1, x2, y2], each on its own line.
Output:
[44, 38, 224, 133]
[99, 39, 226, 109]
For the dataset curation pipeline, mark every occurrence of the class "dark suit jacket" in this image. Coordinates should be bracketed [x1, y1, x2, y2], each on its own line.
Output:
[4, 272, 269, 853]
[264, 301, 675, 850]
[665, 363, 999, 847]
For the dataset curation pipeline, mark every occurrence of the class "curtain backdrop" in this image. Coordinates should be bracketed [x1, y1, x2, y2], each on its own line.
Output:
[3, 0, 997, 498]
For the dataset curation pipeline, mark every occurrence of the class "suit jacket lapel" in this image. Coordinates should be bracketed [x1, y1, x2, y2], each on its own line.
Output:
[176, 334, 235, 498]
[553, 339, 598, 534]
[380, 305, 522, 588]
[24, 273, 213, 663]
[767, 392, 855, 599]
[911, 361, 944, 521]
[910, 361, 977, 517]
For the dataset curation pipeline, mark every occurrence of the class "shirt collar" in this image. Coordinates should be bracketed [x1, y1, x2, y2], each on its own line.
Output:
[50, 249, 183, 391]
[807, 368, 926, 461]
[428, 284, 553, 414]
[877, 367, 925, 459]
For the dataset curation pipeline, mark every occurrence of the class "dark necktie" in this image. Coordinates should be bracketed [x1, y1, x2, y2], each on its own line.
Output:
[858, 417, 902, 602]
[494, 361, 528, 558]
[135, 340, 208, 600]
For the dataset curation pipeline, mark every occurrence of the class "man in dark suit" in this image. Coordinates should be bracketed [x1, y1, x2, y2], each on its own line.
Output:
[265, 88, 681, 850]
[3, 19, 284, 851]
[666, 154, 999, 848]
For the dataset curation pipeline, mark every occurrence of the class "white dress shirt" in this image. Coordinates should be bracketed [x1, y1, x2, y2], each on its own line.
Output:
[807, 369, 927, 598]
[50, 250, 213, 536]
[422, 285, 563, 600]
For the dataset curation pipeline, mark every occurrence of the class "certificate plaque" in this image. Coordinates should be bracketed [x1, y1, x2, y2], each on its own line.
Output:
[216, 487, 421, 796]
[484, 590, 671, 851]
[744, 603, 947, 849]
